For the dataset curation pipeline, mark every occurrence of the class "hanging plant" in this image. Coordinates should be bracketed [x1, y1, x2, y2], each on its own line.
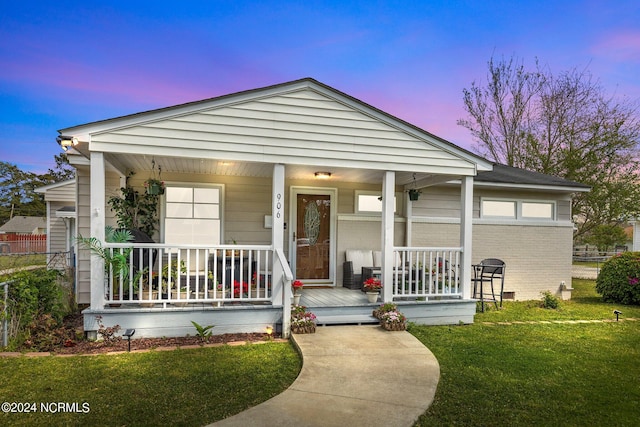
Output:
[144, 178, 165, 195]
[144, 159, 165, 195]
[407, 173, 421, 201]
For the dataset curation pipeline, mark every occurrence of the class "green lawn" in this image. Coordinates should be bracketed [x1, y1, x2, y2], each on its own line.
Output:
[0, 254, 46, 273]
[1, 278, 639, 426]
[474, 278, 640, 322]
[411, 278, 640, 426]
[0, 342, 300, 426]
[572, 260, 605, 268]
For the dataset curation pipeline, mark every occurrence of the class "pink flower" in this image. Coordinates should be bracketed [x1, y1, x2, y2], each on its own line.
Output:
[628, 277, 639, 286]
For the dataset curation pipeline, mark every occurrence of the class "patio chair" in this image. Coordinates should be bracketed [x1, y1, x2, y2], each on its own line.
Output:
[472, 258, 506, 312]
[129, 228, 157, 276]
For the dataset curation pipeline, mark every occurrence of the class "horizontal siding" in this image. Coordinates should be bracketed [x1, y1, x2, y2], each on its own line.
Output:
[48, 201, 68, 253]
[557, 200, 571, 221]
[92, 88, 476, 175]
[76, 168, 91, 304]
[412, 186, 464, 218]
[76, 168, 120, 305]
[412, 185, 574, 221]
[44, 182, 76, 202]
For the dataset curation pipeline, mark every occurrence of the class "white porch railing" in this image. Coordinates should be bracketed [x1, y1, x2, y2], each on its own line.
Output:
[392, 247, 462, 299]
[103, 244, 273, 307]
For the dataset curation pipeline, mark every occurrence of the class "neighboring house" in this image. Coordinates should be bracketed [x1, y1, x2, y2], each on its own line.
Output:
[34, 179, 77, 273]
[0, 216, 46, 234]
[54, 78, 588, 338]
[0, 215, 47, 254]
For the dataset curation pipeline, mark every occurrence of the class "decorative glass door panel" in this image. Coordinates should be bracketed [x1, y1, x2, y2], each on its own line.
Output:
[296, 194, 330, 280]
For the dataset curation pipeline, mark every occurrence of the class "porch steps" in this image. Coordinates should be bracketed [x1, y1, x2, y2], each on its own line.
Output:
[315, 314, 379, 326]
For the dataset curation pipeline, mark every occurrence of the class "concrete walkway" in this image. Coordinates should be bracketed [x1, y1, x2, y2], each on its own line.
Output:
[211, 325, 440, 427]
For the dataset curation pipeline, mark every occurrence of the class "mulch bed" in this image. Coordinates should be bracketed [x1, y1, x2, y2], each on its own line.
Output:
[9, 312, 281, 356]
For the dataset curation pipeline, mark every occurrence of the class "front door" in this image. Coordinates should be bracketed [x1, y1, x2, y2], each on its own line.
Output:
[291, 188, 336, 285]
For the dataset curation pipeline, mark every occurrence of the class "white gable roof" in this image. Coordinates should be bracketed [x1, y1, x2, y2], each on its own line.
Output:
[59, 78, 492, 177]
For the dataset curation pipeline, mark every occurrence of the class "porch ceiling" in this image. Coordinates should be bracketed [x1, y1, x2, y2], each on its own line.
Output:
[105, 152, 451, 186]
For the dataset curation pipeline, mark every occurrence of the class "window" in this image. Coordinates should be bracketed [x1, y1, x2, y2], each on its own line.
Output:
[356, 192, 398, 214]
[522, 202, 554, 219]
[482, 200, 516, 218]
[164, 186, 222, 245]
[481, 199, 555, 221]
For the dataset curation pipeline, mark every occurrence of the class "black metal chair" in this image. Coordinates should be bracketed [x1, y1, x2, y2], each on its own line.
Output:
[472, 258, 506, 312]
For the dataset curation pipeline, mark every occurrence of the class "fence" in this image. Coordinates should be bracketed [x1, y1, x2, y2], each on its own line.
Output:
[0, 234, 47, 254]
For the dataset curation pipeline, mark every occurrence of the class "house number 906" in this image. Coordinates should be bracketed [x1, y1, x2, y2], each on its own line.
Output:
[276, 193, 282, 218]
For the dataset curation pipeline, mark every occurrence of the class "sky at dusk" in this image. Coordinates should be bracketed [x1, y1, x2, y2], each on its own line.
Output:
[1, 1, 639, 174]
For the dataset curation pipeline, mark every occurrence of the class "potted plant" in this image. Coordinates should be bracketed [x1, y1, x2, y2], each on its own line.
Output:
[291, 305, 317, 334]
[380, 310, 407, 331]
[144, 178, 165, 195]
[292, 280, 304, 305]
[363, 277, 382, 303]
[77, 226, 137, 305]
[408, 188, 421, 201]
[373, 302, 398, 320]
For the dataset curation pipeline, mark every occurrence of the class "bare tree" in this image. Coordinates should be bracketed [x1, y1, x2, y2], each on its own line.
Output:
[459, 55, 640, 239]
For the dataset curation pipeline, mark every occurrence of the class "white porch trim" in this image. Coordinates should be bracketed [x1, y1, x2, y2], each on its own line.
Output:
[381, 171, 395, 302]
[271, 164, 286, 308]
[90, 152, 106, 310]
[459, 176, 473, 300]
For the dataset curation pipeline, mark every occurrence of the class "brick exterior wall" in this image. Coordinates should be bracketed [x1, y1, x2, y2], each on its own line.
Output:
[411, 222, 573, 300]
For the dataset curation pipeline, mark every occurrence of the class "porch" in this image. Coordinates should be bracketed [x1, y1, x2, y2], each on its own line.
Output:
[82, 244, 476, 337]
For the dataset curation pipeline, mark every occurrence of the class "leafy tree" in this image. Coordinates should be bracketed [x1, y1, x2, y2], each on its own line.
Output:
[0, 161, 43, 225]
[584, 224, 628, 253]
[459, 56, 640, 239]
[0, 155, 75, 226]
[41, 153, 75, 182]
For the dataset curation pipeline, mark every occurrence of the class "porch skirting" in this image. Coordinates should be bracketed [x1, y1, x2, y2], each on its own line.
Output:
[82, 305, 282, 339]
[82, 298, 477, 339]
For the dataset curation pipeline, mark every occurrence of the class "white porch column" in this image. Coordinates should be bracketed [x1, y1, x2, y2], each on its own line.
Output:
[90, 152, 106, 310]
[405, 194, 413, 247]
[460, 176, 474, 299]
[381, 171, 395, 302]
[271, 164, 286, 308]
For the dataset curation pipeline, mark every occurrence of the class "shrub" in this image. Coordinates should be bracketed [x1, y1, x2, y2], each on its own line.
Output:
[0, 268, 69, 349]
[540, 291, 560, 309]
[595, 252, 640, 305]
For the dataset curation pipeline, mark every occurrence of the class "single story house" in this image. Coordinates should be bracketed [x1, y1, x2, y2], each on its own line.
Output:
[0, 216, 46, 235]
[0, 216, 47, 254]
[54, 78, 588, 338]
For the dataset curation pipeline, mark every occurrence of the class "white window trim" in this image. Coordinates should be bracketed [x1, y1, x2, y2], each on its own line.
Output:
[160, 182, 225, 243]
[481, 197, 556, 221]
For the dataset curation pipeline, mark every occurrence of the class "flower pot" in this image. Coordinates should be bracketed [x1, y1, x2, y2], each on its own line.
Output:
[139, 290, 158, 307]
[291, 324, 316, 334]
[293, 294, 301, 305]
[381, 321, 406, 331]
[408, 189, 420, 201]
[173, 290, 190, 307]
[366, 292, 379, 303]
[147, 183, 164, 195]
